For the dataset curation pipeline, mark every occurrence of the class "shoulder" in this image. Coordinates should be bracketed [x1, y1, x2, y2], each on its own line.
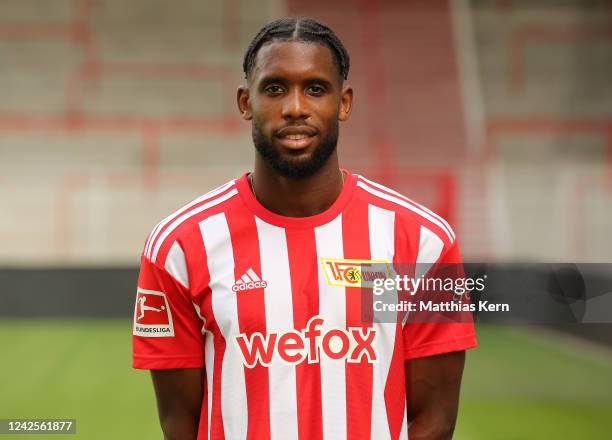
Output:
[141, 178, 240, 266]
[353, 173, 456, 249]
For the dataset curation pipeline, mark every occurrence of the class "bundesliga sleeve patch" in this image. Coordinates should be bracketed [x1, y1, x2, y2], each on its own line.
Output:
[133, 288, 174, 337]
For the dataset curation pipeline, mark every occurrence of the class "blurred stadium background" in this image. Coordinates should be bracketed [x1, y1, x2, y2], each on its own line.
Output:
[0, 0, 611, 438]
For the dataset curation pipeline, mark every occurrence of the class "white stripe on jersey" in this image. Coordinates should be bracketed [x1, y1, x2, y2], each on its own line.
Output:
[416, 225, 445, 278]
[200, 212, 248, 440]
[368, 204, 397, 440]
[314, 215, 347, 440]
[356, 179, 455, 243]
[358, 175, 455, 240]
[152, 188, 238, 263]
[145, 180, 235, 258]
[255, 217, 299, 440]
[165, 241, 189, 288]
[402, 226, 445, 328]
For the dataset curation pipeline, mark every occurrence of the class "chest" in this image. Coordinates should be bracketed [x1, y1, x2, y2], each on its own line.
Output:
[198, 218, 396, 337]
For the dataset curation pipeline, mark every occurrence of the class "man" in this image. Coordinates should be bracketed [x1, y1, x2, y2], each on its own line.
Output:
[133, 17, 477, 440]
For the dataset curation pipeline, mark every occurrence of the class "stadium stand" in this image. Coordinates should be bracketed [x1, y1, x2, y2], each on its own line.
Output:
[0, 0, 610, 266]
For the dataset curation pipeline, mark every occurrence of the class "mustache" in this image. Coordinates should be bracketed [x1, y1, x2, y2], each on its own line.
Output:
[275, 124, 319, 137]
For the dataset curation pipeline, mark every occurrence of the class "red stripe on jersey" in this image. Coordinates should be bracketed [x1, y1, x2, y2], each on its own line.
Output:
[393, 209, 422, 267]
[286, 228, 323, 440]
[225, 206, 271, 440]
[384, 325, 407, 440]
[184, 231, 225, 440]
[342, 199, 374, 439]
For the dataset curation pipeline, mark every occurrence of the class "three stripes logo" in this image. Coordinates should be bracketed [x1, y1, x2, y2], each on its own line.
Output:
[232, 268, 268, 292]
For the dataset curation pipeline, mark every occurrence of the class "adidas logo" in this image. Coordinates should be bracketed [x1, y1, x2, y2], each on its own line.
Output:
[232, 268, 268, 292]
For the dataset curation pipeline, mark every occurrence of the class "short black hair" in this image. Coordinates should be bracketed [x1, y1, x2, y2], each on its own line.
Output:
[243, 17, 350, 81]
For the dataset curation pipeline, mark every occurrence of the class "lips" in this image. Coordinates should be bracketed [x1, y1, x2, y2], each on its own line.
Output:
[275, 125, 318, 150]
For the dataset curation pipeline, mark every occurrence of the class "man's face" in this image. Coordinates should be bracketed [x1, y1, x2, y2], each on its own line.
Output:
[238, 41, 352, 178]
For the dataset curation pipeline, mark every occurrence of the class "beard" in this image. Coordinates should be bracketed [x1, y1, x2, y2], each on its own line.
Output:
[252, 119, 339, 178]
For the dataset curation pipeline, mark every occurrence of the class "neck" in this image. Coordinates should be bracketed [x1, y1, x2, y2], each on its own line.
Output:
[251, 153, 345, 217]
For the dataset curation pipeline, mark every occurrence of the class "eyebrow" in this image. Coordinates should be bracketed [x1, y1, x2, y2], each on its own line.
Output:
[258, 75, 335, 89]
[257, 76, 289, 86]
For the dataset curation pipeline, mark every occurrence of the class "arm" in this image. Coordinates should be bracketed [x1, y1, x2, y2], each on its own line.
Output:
[150, 367, 204, 440]
[405, 350, 466, 440]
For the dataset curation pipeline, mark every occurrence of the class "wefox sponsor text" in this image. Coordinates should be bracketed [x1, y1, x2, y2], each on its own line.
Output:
[235, 316, 377, 368]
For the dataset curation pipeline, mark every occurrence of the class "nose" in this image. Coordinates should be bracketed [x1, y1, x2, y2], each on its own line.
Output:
[281, 88, 310, 120]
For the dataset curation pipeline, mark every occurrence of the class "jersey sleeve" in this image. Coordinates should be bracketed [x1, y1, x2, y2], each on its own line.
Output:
[402, 240, 478, 360]
[132, 255, 205, 369]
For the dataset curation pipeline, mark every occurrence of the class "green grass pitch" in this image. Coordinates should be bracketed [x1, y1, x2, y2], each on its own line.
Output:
[0, 320, 610, 439]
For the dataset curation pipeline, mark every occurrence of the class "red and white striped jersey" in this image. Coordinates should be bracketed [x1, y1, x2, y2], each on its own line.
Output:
[133, 171, 477, 440]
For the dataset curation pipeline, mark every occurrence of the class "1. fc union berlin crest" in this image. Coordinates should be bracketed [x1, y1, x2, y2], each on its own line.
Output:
[320, 258, 393, 288]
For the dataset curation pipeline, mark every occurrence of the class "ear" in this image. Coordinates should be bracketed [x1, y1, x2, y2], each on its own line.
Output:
[338, 84, 353, 122]
[237, 86, 252, 120]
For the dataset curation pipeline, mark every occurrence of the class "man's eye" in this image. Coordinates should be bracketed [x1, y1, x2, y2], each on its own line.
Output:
[307, 85, 325, 95]
[265, 85, 284, 94]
